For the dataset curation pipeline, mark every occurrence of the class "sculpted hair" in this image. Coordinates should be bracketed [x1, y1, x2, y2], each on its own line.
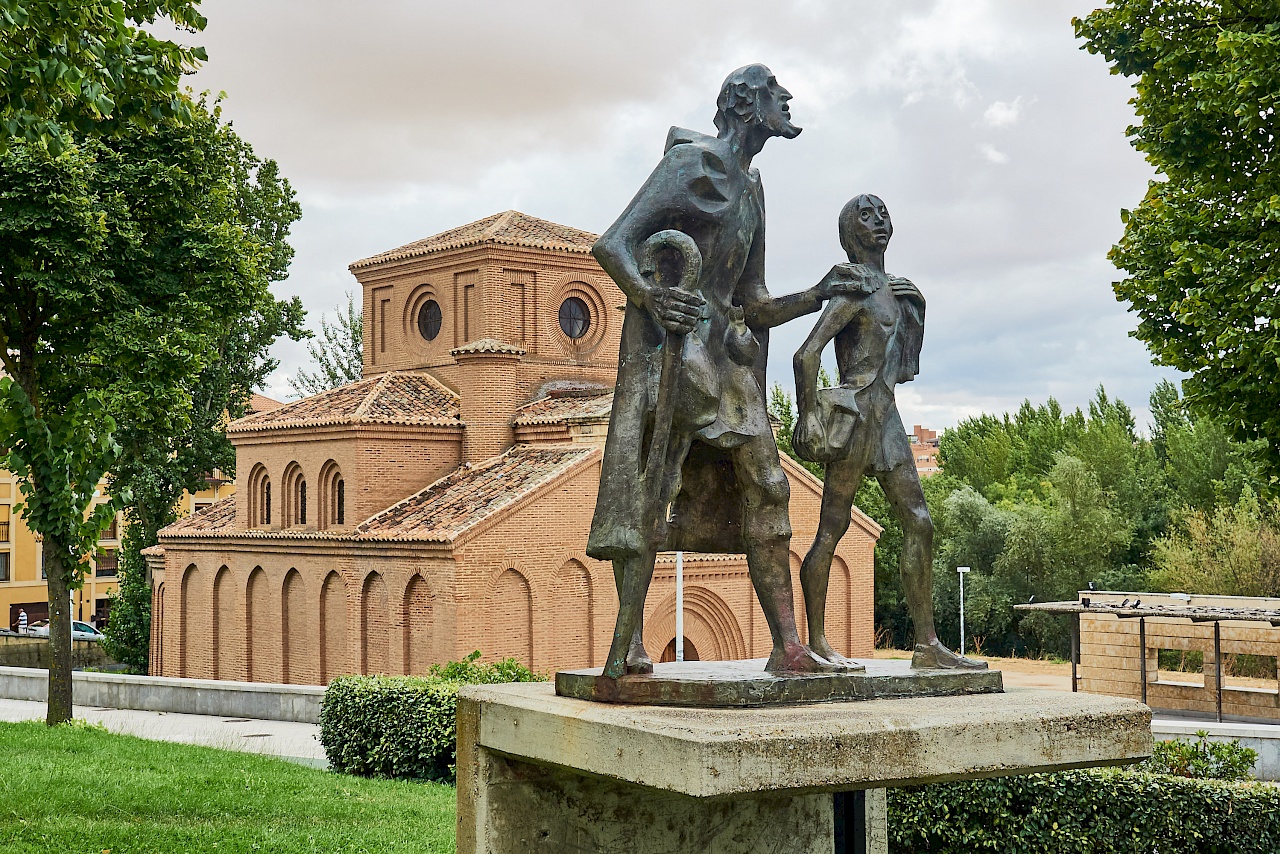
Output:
[714, 64, 772, 134]
[838, 194, 885, 261]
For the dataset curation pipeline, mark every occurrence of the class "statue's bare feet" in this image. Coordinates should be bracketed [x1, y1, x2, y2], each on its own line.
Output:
[602, 642, 653, 679]
[766, 642, 844, 674]
[626, 641, 654, 675]
[809, 637, 866, 672]
[911, 639, 988, 670]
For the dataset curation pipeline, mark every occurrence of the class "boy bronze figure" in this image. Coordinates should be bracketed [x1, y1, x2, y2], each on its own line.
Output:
[793, 194, 986, 670]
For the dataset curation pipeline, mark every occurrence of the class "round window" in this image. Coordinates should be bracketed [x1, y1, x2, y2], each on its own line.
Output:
[558, 296, 591, 340]
[417, 299, 442, 341]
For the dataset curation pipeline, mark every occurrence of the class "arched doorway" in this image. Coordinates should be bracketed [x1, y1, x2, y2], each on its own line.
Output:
[659, 637, 700, 663]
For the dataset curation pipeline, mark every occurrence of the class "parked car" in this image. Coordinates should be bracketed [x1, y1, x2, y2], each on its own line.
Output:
[23, 620, 105, 641]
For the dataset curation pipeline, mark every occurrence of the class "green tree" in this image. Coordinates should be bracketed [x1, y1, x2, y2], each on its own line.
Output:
[0, 99, 300, 721]
[1076, 1, 1280, 485]
[101, 103, 304, 672]
[930, 485, 1014, 655]
[289, 291, 363, 398]
[1149, 379, 1266, 513]
[1149, 488, 1280, 598]
[995, 455, 1135, 656]
[0, 0, 206, 154]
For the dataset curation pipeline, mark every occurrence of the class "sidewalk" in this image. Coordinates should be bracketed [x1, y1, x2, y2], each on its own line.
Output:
[0, 698, 327, 768]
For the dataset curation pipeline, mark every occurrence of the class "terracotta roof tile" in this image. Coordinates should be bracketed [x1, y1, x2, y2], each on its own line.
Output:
[227, 372, 460, 433]
[165, 497, 236, 534]
[159, 445, 597, 543]
[248, 393, 284, 414]
[356, 445, 596, 541]
[514, 389, 614, 426]
[349, 211, 598, 270]
[451, 338, 527, 357]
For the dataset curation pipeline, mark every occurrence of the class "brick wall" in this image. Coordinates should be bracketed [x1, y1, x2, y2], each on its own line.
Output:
[232, 428, 462, 530]
[154, 451, 876, 683]
[355, 246, 624, 384]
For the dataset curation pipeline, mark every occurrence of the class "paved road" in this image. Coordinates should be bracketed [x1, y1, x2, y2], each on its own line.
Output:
[0, 698, 327, 768]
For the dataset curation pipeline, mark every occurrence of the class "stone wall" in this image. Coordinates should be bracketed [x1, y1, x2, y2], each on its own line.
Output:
[0, 665, 322, 722]
[0, 635, 118, 670]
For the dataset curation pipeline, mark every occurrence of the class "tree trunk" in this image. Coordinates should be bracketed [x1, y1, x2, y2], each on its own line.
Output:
[45, 546, 74, 725]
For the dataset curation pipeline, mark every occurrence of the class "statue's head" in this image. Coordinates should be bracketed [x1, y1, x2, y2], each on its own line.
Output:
[839, 194, 892, 261]
[714, 64, 802, 140]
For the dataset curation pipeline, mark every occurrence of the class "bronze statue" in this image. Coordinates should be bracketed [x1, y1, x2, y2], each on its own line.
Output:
[793, 194, 986, 670]
[588, 64, 863, 680]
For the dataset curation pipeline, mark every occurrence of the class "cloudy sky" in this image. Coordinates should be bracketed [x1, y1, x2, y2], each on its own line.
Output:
[166, 0, 1179, 430]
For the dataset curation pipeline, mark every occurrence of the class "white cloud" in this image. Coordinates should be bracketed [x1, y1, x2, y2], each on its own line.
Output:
[172, 0, 1174, 432]
[983, 96, 1024, 127]
[978, 143, 1010, 164]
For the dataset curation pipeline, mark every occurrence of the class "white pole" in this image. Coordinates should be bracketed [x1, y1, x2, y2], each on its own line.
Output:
[957, 566, 970, 655]
[675, 551, 684, 662]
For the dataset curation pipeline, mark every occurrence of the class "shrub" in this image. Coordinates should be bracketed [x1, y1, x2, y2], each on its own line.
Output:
[889, 768, 1280, 853]
[320, 651, 543, 782]
[1142, 731, 1257, 781]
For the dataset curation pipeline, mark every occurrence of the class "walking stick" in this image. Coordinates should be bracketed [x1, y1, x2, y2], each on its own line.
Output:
[598, 230, 703, 691]
[637, 230, 703, 553]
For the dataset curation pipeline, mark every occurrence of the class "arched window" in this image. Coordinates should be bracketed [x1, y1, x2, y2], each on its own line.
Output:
[247, 464, 272, 528]
[318, 460, 345, 530]
[282, 462, 305, 528]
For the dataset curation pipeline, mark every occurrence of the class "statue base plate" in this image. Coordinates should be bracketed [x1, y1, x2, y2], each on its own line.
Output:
[554, 657, 1003, 706]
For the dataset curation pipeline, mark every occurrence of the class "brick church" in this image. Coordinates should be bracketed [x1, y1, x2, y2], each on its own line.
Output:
[148, 211, 880, 683]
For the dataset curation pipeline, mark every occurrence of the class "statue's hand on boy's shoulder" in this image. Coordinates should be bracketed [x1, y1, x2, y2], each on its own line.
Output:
[818, 262, 881, 298]
[888, 275, 922, 302]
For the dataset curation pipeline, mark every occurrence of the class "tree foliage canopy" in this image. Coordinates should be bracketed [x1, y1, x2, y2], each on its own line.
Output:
[289, 292, 362, 398]
[1075, 0, 1280, 485]
[100, 100, 305, 671]
[0, 96, 301, 707]
[0, 0, 207, 154]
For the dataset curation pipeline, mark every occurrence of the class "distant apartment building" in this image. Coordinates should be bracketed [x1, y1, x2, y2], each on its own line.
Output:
[909, 424, 940, 477]
[0, 478, 121, 632]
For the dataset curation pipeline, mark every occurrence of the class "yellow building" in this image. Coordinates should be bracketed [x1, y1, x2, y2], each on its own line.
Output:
[0, 471, 120, 631]
[1, 393, 281, 632]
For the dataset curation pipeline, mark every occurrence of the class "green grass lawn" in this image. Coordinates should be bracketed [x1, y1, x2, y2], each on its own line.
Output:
[0, 720, 456, 853]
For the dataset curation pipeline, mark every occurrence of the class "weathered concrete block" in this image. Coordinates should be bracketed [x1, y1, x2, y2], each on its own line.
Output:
[457, 683, 1151, 853]
[0, 636, 117, 670]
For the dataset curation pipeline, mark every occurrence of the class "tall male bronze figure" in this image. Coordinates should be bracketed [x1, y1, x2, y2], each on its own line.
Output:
[793, 195, 986, 670]
[588, 64, 858, 681]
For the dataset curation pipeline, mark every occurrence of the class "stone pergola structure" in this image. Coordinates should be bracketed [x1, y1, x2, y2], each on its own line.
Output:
[1019, 591, 1280, 723]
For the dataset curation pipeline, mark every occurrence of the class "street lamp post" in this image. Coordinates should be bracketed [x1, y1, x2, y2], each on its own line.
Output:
[957, 566, 971, 655]
[675, 550, 684, 662]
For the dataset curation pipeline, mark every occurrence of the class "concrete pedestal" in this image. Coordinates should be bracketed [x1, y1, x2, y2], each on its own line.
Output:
[457, 683, 1151, 853]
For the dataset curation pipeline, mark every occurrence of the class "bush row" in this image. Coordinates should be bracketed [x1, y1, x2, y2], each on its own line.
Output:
[319, 652, 543, 782]
[889, 768, 1280, 854]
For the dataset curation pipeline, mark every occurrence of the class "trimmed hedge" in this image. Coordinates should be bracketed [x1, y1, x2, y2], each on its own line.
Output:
[320, 652, 543, 782]
[889, 768, 1280, 853]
